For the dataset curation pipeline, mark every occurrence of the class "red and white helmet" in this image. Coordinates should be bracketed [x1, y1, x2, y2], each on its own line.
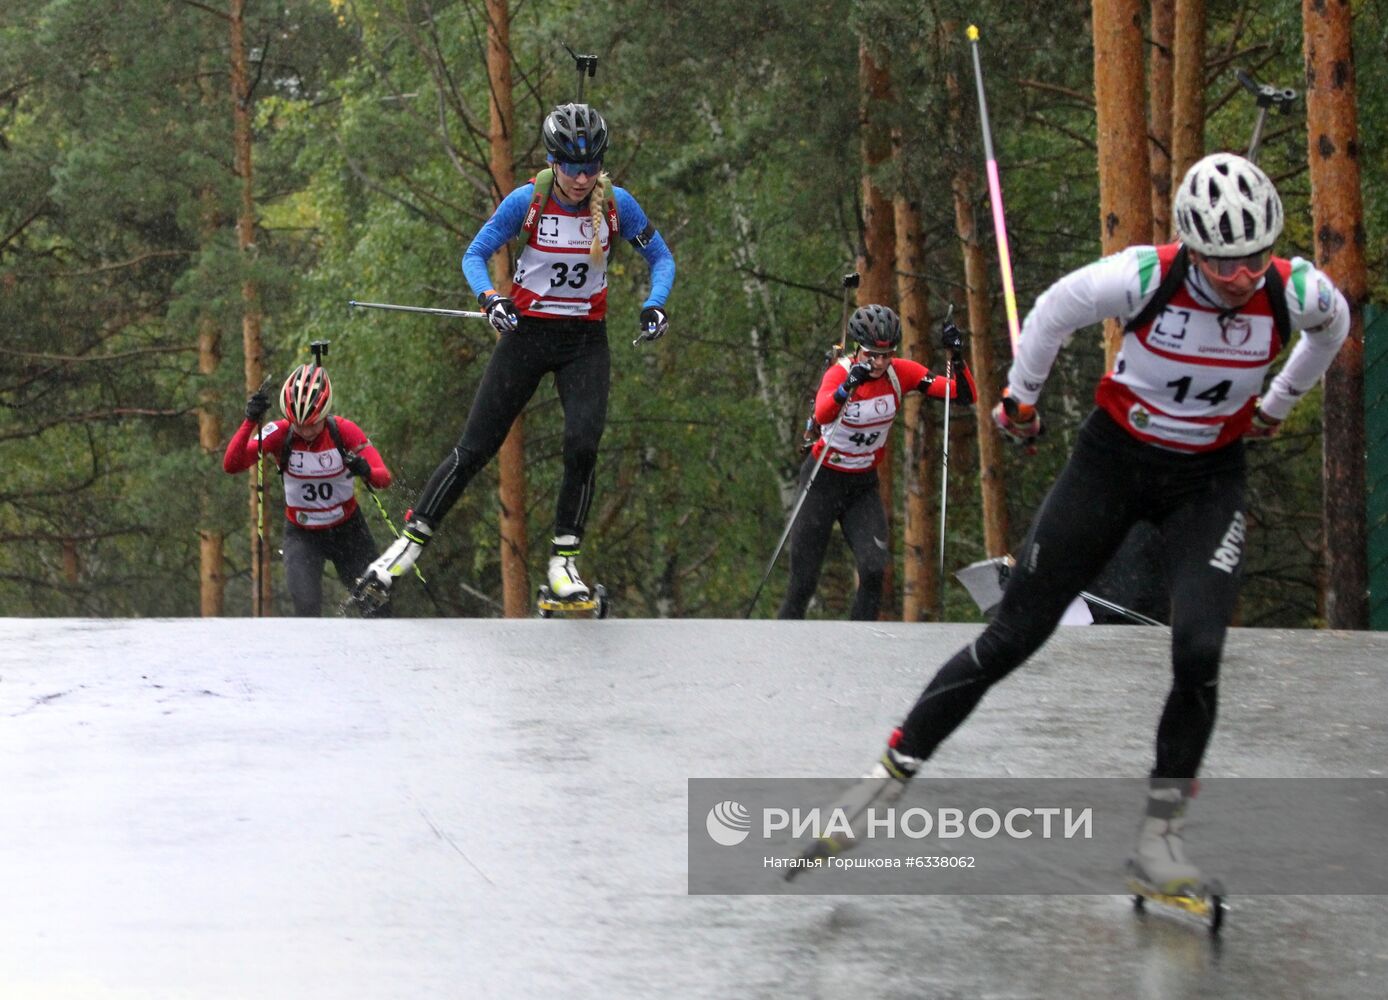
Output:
[281, 364, 332, 424]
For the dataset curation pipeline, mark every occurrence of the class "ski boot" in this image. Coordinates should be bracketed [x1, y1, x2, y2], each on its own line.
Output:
[346, 519, 432, 616]
[536, 535, 608, 618]
[1126, 782, 1227, 933]
[785, 729, 921, 882]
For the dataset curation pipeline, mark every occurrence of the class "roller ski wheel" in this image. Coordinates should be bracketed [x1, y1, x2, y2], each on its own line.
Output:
[343, 576, 392, 618]
[536, 583, 608, 619]
[1126, 862, 1227, 935]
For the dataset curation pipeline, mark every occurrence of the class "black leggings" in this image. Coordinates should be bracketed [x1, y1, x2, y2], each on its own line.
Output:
[282, 508, 383, 617]
[898, 409, 1247, 781]
[413, 317, 609, 538]
[777, 460, 890, 621]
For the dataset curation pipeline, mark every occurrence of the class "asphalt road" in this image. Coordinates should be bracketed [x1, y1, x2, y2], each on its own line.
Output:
[1, 618, 1384, 999]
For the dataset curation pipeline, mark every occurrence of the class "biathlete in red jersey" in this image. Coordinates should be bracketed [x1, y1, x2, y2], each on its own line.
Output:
[777, 304, 976, 621]
[224, 364, 392, 617]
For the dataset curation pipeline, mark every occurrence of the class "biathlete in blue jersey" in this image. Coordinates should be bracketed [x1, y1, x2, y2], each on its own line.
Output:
[357, 103, 675, 606]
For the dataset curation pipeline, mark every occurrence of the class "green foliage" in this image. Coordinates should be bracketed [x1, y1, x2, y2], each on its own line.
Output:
[1, 0, 1382, 623]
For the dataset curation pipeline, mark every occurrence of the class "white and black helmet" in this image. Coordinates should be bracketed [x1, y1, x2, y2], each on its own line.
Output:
[1173, 152, 1283, 256]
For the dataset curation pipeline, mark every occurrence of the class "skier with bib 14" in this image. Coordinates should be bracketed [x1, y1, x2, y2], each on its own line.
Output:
[224, 364, 393, 616]
[797, 153, 1350, 897]
[778, 304, 975, 620]
[353, 103, 675, 610]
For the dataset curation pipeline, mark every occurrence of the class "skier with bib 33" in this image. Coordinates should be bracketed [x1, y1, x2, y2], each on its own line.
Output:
[794, 153, 1350, 901]
[224, 364, 393, 616]
[353, 103, 675, 613]
[778, 304, 975, 620]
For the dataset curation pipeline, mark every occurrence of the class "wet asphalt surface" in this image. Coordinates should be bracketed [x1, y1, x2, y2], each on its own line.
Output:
[1, 618, 1384, 999]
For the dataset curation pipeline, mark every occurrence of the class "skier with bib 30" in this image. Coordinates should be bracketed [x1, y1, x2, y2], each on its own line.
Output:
[224, 364, 393, 616]
[353, 103, 675, 612]
[797, 153, 1350, 899]
[778, 304, 975, 620]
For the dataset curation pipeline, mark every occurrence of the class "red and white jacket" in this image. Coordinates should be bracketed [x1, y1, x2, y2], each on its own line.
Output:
[1008, 243, 1349, 452]
[812, 357, 976, 473]
[222, 417, 391, 529]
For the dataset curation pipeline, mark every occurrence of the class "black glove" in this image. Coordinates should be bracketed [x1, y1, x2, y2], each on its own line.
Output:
[940, 321, 964, 355]
[834, 362, 873, 403]
[345, 453, 372, 479]
[480, 292, 519, 334]
[639, 305, 669, 341]
[245, 390, 270, 423]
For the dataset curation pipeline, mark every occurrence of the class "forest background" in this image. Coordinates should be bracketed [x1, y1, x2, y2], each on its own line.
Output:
[1, 0, 1384, 623]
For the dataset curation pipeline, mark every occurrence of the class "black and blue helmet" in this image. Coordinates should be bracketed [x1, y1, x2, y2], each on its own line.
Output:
[542, 103, 609, 162]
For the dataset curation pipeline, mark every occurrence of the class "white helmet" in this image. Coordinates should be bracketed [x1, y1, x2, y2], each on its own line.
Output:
[1173, 152, 1283, 256]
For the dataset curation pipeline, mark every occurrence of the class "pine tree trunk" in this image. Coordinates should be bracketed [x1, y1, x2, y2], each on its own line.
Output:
[894, 169, 936, 622]
[1170, 0, 1206, 189]
[1304, 0, 1369, 628]
[1148, 0, 1175, 241]
[1093, 0, 1154, 366]
[858, 40, 897, 619]
[198, 311, 225, 616]
[230, 0, 269, 616]
[486, 0, 529, 618]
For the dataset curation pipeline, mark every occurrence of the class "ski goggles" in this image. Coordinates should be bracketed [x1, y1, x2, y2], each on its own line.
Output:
[859, 347, 896, 360]
[1200, 249, 1272, 281]
[554, 159, 603, 177]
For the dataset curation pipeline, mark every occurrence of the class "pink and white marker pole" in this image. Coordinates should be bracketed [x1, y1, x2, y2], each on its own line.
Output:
[966, 25, 1022, 359]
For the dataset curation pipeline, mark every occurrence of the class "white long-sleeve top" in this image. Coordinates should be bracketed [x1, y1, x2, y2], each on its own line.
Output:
[1007, 243, 1349, 451]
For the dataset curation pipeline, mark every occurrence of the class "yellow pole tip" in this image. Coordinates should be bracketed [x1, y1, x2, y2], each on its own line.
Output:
[966, 25, 980, 40]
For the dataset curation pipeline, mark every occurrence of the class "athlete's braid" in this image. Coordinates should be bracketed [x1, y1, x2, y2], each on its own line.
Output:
[588, 172, 609, 262]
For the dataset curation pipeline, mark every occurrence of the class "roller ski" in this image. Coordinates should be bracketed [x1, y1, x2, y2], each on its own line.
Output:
[784, 731, 920, 882]
[344, 519, 432, 617]
[536, 536, 609, 619]
[1125, 784, 1228, 934]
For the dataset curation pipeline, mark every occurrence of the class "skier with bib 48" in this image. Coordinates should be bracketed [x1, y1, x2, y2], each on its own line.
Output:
[778, 304, 975, 620]
[224, 365, 393, 616]
[796, 153, 1350, 902]
[353, 103, 675, 613]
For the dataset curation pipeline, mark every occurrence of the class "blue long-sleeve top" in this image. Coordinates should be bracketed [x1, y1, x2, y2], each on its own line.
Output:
[462, 182, 676, 309]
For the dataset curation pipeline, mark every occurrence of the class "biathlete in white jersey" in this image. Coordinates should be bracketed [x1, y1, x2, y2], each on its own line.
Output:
[357, 103, 675, 606]
[778, 305, 975, 620]
[811, 153, 1350, 894]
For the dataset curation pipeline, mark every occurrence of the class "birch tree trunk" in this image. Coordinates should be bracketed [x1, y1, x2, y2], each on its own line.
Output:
[1304, 0, 1369, 628]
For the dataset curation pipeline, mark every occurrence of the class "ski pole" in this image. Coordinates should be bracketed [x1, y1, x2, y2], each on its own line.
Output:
[745, 402, 854, 619]
[348, 300, 487, 321]
[800, 271, 860, 453]
[966, 25, 1021, 358]
[251, 371, 274, 618]
[360, 485, 451, 616]
[938, 309, 957, 598]
[1236, 69, 1297, 164]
